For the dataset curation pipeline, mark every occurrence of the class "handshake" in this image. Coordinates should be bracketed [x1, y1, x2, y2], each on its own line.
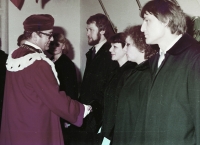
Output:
[83, 100, 103, 133]
[83, 100, 103, 120]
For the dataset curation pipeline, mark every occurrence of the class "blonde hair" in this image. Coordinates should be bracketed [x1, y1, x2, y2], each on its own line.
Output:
[53, 33, 69, 54]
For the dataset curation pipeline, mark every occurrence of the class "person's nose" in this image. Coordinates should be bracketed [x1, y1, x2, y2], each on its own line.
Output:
[109, 46, 113, 52]
[141, 22, 146, 32]
[124, 45, 127, 52]
[87, 30, 90, 37]
[50, 36, 54, 41]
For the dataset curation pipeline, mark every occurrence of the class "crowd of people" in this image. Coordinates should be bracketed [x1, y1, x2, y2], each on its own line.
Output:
[0, 0, 200, 145]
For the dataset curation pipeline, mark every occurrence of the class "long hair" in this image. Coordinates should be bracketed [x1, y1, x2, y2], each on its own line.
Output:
[50, 33, 69, 54]
[141, 0, 187, 35]
[124, 25, 157, 59]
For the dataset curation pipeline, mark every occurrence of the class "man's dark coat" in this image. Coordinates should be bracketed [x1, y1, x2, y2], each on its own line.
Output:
[76, 41, 118, 145]
[140, 34, 200, 145]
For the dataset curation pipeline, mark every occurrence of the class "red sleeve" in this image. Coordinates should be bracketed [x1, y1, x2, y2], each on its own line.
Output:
[32, 60, 84, 126]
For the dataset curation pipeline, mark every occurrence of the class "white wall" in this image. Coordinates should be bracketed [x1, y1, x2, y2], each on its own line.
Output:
[80, 0, 144, 75]
[8, 0, 200, 78]
[80, 0, 200, 76]
[8, 0, 81, 70]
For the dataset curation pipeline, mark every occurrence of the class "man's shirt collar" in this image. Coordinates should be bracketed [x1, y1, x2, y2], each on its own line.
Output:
[94, 39, 107, 53]
[24, 41, 43, 53]
[159, 34, 182, 55]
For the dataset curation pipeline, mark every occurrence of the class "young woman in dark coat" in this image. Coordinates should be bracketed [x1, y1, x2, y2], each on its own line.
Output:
[99, 32, 137, 144]
[110, 25, 157, 145]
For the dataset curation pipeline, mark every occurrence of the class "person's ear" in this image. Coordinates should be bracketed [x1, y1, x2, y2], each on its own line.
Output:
[100, 30, 105, 35]
[163, 18, 169, 27]
[62, 44, 66, 50]
[32, 32, 39, 43]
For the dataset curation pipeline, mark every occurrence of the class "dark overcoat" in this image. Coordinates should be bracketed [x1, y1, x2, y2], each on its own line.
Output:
[53, 54, 79, 144]
[112, 60, 151, 145]
[143, 34, 200, 145]
[101, 61, 137, 140]
[54, 54, 78, 100]
[75, 41, 118, 145]
[80, 42, 118, 104]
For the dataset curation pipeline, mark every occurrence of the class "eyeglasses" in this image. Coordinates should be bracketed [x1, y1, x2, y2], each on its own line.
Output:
[38, 31, 53, 39]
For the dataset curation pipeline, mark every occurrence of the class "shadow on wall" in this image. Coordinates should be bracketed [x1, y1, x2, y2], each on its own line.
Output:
[49, 26, 82, 88]
[186, 14, 194, 37]
[53, 26, 75, 60]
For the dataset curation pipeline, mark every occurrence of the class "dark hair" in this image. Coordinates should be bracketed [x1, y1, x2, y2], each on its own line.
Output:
[17, 34, 26, 46]
[108, 33, 125, 48]
[141, 0, 186, 35]
[49, 33, 69, 54]
[23, 31, 45, 40]
[124, 25, 157, 59]
[87, 13, 115, 39]
[23, 31, 33, 39]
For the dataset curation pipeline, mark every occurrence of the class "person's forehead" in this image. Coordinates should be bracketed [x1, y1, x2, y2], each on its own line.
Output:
[143, 11, 153, 18]
[111, 43, 122, 47]
[87, 22, 98, 29]
[126, 36, 132, 41]
[144, 13, 160, 23]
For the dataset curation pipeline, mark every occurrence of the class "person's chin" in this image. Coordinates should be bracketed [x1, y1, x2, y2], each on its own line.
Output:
[127, 57, 132, 61]
[88, 41, 93, 46]
[111, 57, 116, 61]
[145, 38, 152, 44]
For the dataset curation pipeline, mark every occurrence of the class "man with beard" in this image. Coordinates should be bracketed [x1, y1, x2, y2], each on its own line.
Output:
[70, 13, 118, 145]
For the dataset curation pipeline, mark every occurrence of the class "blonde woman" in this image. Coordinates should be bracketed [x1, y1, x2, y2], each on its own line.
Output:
[49, 33, 79, 144]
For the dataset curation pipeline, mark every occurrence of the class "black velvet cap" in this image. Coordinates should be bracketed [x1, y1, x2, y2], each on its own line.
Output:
[23, 14, 54, 31]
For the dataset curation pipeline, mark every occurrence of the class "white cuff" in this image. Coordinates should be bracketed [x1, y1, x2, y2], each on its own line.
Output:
[83, 104, 90, 118]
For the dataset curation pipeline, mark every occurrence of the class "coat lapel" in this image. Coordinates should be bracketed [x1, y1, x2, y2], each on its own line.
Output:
[85, 42, 111, 67]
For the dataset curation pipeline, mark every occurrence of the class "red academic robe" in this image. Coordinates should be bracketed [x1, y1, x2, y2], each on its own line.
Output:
[0, 46, 84, 145]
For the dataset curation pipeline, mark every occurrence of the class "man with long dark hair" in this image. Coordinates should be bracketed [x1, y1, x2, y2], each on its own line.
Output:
[139, 0, 200, 144]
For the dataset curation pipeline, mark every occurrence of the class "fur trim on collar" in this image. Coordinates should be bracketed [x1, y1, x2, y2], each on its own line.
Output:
[6, 51, 60, 85]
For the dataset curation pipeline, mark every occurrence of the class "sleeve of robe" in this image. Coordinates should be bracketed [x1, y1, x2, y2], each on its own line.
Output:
[32, 60, 84, 127]
[188, 53, 200, 144]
